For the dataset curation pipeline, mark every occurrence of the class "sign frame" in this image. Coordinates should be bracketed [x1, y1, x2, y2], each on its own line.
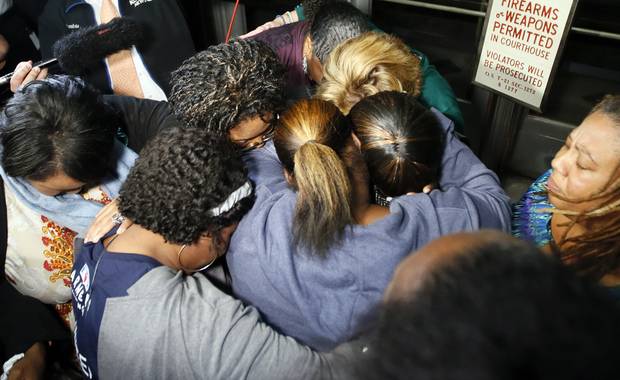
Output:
[471, 0, 580, 112]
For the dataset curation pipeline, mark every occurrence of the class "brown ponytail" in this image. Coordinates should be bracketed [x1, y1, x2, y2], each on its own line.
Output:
[274, 99, 353, 256]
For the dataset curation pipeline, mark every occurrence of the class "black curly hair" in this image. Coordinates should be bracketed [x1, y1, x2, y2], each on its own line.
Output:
[358, 234, 620, 380]
[168, 39, 286, 136]
[118, 128, 255, 245]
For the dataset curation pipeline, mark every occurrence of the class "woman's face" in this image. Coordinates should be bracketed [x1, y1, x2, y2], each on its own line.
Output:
[229, 113, 276, 152]
[29, 171, 86, 196]
[548, 111, 620, 212]
[180, 223, 238, 271]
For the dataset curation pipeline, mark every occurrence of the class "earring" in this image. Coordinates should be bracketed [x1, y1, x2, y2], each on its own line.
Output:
[177, 245, 217, 273]
[302, 55, 308, 75]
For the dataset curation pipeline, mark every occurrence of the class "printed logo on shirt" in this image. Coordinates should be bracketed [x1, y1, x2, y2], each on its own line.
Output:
[71, 265, 92, 316]
[67, 24, 80, 29]
[129, 0, 153, 7]
[80, 264, 91, 292]
[74, 326, 93, 379]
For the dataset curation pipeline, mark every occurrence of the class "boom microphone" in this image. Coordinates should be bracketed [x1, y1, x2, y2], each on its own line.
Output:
[0, 17, 145, 86]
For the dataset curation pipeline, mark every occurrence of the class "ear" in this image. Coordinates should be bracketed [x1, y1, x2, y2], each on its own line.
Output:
[304, 34, 312, 53]
[284, 169, 296, 186]
[351, 132, 362, 150]
[199, 229, 216, 239]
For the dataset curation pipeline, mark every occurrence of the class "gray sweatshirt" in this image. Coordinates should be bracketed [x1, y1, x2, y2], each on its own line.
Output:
[227, 109, 512, 351]
[79, 263, 352, 379]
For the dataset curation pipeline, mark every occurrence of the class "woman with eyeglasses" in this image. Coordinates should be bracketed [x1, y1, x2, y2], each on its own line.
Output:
[72, 127, 351, 379]
[226, 98, 511, 351]
[169, 39, 286, 154]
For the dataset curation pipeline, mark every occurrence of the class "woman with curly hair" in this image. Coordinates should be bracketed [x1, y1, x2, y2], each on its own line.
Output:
[71, 127, 350, 379]
[227, 98, 510, 351]
[169, 39, 286, 153]
[513, 95, 620, 295]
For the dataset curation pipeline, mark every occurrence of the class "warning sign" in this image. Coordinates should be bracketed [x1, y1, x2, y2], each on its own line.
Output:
[473, 0, 579, 110]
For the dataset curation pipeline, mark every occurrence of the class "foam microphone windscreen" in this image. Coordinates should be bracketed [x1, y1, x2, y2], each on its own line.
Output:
[52, 17, 146, 75]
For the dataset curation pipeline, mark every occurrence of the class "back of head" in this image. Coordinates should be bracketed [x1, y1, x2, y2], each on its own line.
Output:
[274, 98, 353, 256]
[169, 39, 285, 136]
[309, 1, 371, 63]
[359, 234, 620, 380]
[0, 75, 118, 184]
[317, 32, 422, 114]
[118, 128, 254, 245]
[350, 91, 444, 196]
[302, 0, 337, 22]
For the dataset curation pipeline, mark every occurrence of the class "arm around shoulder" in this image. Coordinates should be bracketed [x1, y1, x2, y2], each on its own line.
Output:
[433, 110, 511, 231]
[194, 291, 345, 379]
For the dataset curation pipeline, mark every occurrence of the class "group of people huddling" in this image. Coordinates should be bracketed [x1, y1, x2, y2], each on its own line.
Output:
[1, 1, 619, 379]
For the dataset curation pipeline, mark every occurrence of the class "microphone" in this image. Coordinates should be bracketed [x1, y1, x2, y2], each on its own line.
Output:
[0, 17, 145, 86]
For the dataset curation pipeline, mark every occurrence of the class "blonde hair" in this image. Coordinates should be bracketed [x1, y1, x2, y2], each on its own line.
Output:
[316, 32, 423, 114]
[274, 99, 353, 256]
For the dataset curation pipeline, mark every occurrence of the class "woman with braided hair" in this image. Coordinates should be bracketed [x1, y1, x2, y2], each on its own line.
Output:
[513, 95, 620, 294]
[348, 91, 444, 206]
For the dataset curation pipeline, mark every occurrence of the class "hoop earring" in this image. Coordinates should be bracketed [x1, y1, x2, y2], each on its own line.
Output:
[302, 54, 308, 75]
[177, 245, 217, 273]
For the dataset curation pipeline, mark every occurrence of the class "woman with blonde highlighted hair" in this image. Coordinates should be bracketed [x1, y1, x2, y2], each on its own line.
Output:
[316, 32, 423, 114]
[273, 99, 357, 254]
[227, 97, 510, 351]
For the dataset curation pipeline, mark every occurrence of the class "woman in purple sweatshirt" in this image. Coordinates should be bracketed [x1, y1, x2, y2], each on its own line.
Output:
[227, 98, 511, 351]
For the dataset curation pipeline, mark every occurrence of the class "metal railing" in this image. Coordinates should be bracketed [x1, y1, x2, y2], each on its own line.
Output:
[380, 0, 620, 41]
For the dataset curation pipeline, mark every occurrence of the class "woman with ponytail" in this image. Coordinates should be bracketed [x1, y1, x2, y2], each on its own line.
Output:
[228, 98, 510, 351]
[273, 99, 355, 255]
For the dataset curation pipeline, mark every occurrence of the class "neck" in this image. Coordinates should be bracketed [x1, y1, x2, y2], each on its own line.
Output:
[105, 224, 181, 269]
[550, 213, 588, 248]
[302, 35, 311, 60]
[343, 144, 389, 225]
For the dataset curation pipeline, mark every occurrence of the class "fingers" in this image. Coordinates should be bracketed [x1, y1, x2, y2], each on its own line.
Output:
[10, 61, 46, 93]
[10, 61, 32, 92]
[85, 200, 119, 243]
[7, 343, 46, 380]
[407, 185, 433, 196]
[36, 67, 48, 81]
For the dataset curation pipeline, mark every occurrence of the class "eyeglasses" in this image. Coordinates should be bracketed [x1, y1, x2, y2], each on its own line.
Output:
[233, 114, 279, 153]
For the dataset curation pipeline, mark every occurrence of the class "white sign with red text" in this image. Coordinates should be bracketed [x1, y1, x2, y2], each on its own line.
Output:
[473, 0, 579, 110]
